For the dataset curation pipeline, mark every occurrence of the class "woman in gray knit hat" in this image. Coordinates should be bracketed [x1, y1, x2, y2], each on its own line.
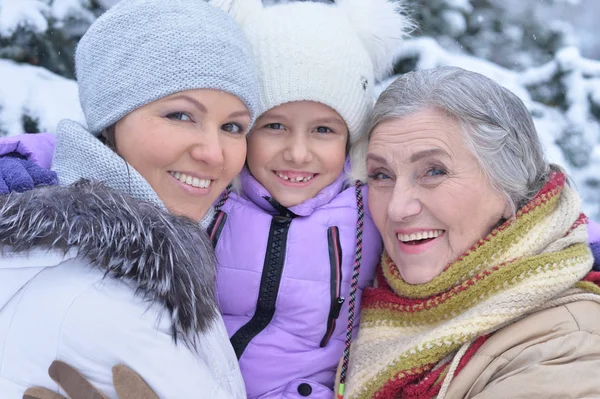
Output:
[0, 0, 258, 398]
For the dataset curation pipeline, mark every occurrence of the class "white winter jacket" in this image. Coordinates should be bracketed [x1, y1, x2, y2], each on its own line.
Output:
[0, 181, 245, 399]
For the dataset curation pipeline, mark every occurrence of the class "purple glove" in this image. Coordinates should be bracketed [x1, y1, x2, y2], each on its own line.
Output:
[0, 154, 58, 195]
[589, 220, 600, 271]
[0, 133, 58, 195]
[0, 133, 56, 168]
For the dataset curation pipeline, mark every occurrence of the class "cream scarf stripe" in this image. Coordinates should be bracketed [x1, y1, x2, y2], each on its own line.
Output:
[346, 250, 592, 398]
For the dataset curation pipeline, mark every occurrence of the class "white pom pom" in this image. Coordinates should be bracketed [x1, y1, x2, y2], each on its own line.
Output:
[337, 0, 414, 81]
[208, 0, 263, 24]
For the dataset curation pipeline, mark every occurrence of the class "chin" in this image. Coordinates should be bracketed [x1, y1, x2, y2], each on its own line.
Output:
[398, 266, 441, 285]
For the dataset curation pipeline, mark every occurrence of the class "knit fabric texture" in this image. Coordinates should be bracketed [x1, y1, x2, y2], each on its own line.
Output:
[343, 172, 600, 399]
[52, 120, 215, 230]
[76, 0, 259, 135]
[214, 0, 411, 147]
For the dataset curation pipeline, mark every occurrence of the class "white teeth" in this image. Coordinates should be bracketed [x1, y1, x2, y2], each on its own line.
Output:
[275, 172, 315, 183]
[397, 230, 444, 243]
[170, 172, 211, 189]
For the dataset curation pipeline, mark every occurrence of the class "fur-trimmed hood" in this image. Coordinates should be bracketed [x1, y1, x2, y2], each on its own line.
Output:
[0, 179, 218, 347]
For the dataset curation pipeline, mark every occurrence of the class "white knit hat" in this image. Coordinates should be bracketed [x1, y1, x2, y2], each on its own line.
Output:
[210, 0, 411, 151]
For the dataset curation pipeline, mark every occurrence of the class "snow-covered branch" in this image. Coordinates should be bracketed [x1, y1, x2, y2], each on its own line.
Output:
[0, 59, 84, 135]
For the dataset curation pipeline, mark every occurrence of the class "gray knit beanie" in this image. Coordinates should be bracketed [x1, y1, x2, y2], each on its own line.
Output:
[76, 0, 259, 135]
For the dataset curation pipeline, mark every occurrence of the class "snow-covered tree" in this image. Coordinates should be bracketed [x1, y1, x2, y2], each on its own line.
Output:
[0, 0, 104, 135]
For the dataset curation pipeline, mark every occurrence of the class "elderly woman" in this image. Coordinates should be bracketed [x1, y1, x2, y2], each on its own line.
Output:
[343, 66, 600, 399]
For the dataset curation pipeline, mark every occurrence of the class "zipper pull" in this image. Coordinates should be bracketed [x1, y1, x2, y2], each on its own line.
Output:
[332, 297, 345, 319]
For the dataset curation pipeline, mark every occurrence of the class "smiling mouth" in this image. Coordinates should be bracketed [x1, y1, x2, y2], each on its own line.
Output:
[397, 230, 445, 245]
[273, 171, 317, 183]
[169, 171, 212, 189]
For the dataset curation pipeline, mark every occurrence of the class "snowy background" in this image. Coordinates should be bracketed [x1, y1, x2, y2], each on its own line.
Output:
[0, 0, 599, 220]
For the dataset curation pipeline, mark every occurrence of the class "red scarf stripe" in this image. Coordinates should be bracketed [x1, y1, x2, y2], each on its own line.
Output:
[373, 335, 491, 399]
[568, 213, 588, 234]
[583, 271, 600, 283]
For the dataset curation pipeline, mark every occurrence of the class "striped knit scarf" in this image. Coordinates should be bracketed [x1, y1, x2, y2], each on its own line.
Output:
[344, 172, 600, 399]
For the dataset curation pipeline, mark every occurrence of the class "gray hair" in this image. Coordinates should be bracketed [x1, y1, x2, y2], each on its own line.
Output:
[364, 66, 558, 215]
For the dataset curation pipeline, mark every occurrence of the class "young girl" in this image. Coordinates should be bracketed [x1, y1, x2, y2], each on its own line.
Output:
[207, 0, 409, 397]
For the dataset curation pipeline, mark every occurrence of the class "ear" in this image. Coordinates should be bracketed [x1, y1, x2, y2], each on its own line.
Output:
[208, 0, 263, 24]
[337, 0, 414, 81]
[502, 201, 513, 220]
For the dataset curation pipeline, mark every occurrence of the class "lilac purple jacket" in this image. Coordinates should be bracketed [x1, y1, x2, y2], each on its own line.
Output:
[212, 168, 382, 398]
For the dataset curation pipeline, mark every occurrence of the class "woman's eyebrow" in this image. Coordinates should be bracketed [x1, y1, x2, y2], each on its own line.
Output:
[409, 148, 449, 163]
[228, 110, 250, 118]
[164, 94, 207, 113]
[366, 153, 389, 165]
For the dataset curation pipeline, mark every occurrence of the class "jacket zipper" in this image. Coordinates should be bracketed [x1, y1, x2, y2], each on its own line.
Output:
[320, 226, 345, 347]
[229, 213, 292, 359]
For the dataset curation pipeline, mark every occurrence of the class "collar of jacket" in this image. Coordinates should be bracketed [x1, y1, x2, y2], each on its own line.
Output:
[0, 179, 219, 348]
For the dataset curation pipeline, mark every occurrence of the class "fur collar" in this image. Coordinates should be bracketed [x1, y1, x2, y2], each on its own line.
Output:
[0, 179, 218, 347]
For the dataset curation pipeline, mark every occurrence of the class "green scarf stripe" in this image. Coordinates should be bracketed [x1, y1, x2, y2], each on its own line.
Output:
[361, 243, 591, 327]
[575, 281, 600, 295]
[385, 192, 560, 299]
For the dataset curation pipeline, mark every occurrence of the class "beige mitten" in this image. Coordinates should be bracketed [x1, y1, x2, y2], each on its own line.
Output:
[23, 360, 158, 399]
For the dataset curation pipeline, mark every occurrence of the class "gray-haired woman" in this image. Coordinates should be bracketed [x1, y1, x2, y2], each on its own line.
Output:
[341, 66, 600, 399]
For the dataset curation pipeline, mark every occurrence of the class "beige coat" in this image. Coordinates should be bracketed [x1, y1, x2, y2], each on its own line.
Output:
[445, 300, 600, 399]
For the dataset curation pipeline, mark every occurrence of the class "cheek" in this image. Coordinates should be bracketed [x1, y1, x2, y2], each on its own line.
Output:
[223, 138, 247, 177]
[322, 140, 347, 174]
[441, 187, 504, 249]
[116, 119, 173, 170]
[246, 135, 270, 172]
[368, 187, 390, 232]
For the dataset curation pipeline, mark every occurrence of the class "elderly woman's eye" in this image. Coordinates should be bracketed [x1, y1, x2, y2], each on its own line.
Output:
[368, 172, 391, 180]
[222, 122, 245, 134]
[166, 112, 192, 121]
[425, 166, 447, 177]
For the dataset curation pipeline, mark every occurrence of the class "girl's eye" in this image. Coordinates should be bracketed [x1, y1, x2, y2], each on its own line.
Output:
[222, 123, 244, 134]
[315, 126, 333, 134]
[264, 123, 285, 130]
[166, 112, 192, 121]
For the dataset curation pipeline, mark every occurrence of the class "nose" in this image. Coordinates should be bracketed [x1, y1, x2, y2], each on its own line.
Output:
[189, 127, 225, 167]
[283, 132, 312, 165]
[387, 181, 422, 223]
